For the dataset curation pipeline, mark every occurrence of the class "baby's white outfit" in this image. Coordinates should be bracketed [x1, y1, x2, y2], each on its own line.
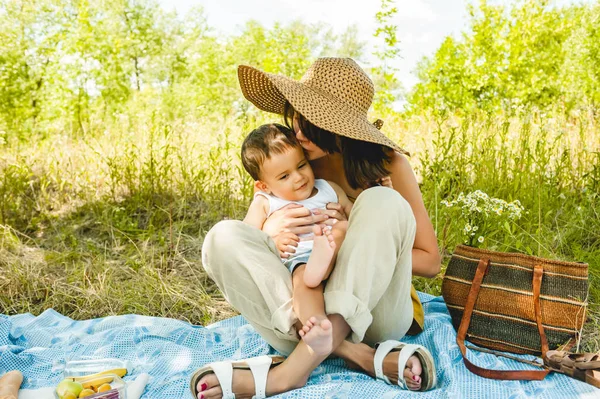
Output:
[255, 179, 338, 273]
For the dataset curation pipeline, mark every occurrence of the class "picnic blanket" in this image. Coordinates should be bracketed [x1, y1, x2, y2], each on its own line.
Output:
[1, 293, 598, 399]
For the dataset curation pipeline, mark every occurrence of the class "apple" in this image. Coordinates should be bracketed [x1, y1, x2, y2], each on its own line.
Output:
[55, 380, 84, 399]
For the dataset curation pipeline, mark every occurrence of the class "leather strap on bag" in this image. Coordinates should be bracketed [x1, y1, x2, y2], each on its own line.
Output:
[456, 258, 550, 380]
[533, 264, 549, 356]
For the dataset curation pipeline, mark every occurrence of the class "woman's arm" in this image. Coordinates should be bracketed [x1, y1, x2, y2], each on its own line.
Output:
[388, 152, 441, 278]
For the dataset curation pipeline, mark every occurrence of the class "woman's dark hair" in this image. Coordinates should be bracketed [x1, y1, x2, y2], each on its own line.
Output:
[284, 101, 392, 190]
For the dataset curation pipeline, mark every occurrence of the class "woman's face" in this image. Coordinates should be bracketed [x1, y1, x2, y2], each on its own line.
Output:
[293, 115, 327, 161]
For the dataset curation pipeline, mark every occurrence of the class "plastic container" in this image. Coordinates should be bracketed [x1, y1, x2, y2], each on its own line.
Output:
[54, 373, 127, 399]
[63, 358, 129, 378]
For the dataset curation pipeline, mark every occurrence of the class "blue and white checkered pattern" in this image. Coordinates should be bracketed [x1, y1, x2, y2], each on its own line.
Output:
[1, 293, 598, 398]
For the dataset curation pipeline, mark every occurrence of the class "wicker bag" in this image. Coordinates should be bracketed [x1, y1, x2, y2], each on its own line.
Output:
[442, 245, 589, 380]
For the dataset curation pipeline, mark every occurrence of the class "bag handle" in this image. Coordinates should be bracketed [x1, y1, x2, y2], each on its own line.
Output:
[533, 264, 549, 356]
[456, 258, 550, 380]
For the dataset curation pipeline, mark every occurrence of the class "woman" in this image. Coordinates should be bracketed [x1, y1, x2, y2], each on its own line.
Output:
[192, 58, 441, 399]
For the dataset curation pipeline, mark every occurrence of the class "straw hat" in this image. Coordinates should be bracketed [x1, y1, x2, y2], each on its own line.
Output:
[237, 57, 406, 153]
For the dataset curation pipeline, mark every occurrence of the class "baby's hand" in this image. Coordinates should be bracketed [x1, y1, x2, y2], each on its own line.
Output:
[274, 232, 299, 258]
[377, 176, 393, 188]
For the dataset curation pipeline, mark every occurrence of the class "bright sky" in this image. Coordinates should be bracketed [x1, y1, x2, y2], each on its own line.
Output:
[156, 0, 588, 93]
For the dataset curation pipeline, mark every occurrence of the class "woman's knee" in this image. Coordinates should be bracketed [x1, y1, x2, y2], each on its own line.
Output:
[356, 186, 407, 209]
[201, 220, 247, 273]
[202, 220, 246, 251]
[353, 187, 415, 226]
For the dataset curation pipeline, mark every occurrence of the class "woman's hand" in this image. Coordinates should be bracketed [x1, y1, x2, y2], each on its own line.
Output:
[263, 203, 328, 237]
[313, 202, 348, 225]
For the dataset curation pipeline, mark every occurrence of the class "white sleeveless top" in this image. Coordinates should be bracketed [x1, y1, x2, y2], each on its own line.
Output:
[255, 179, 338, 259]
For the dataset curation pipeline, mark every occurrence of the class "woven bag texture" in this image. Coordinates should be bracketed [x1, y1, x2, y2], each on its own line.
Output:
[442, 245, 588, 355]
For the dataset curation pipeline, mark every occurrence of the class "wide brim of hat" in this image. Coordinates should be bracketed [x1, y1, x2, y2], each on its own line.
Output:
[238, 65, 405, 154]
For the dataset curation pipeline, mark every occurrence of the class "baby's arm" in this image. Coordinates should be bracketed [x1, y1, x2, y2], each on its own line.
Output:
[243, 195, 269, 230]
[377, 176, 393, 188]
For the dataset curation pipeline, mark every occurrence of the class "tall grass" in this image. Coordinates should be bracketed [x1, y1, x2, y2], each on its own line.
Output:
[0, 108, 598, 350]
[402, 110, 600, 351]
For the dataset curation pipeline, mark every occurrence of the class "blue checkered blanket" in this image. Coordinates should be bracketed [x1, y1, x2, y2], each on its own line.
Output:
[1, 293, 598, 398]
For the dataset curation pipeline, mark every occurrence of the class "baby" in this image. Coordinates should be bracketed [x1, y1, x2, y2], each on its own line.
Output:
[241, 123, 353, 355]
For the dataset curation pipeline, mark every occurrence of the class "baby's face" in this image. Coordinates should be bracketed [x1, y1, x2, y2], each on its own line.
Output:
[259, 145, 315, 201]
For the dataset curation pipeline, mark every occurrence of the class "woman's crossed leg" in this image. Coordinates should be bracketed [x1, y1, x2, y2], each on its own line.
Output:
[198, 188, 422, 398]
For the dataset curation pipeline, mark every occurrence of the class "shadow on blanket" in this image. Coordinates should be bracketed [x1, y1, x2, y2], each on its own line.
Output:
[1, 293, 598, 399]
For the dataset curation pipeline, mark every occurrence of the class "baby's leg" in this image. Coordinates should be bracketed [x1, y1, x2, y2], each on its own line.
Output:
[303, 221, 347, 288]
[324, 221, 347, 279]
[292, 265, 332, 356]
[292, 264, 325, 325]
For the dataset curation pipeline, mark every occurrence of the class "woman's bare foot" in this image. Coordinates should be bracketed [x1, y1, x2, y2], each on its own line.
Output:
[403, 355, 423, 390]
[298, 316, 333, 356]
[343, 342, 423, 390]
[196, 369, 256, 399]
[303, 225, 336, 287]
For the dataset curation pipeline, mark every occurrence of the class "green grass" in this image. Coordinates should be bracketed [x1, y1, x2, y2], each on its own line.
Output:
[0, 110, 598, 351]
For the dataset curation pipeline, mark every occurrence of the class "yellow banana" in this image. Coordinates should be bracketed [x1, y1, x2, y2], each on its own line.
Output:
[80, 375, 114, 390]
[65, 368, 127, 381]
[78, 388, 96, 397]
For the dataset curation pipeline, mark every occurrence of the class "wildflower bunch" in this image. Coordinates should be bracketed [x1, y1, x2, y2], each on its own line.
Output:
[441, 190, 525, 247]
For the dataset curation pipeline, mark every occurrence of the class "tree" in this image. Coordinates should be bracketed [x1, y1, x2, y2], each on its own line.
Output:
[0, 0, 67, 137]
[408, 0, 599, 116]
[371, 0, 403, 115]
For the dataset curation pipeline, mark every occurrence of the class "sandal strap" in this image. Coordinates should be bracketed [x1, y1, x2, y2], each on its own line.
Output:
[374, 340, 437, 390]
[211, 361, 235, 399]
[573, 353, 600, 370]
[545, 350, 570, 370]
[559, 353, 600, 370]
[577, 361, 600, 370]
[396, 344, 421, 389]
[374, 340, 401, 384]
[374, 340, 422, 388]
[245, 355, 273, 399]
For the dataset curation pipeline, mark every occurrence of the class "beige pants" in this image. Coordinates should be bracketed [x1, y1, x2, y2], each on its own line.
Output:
[201, 187, 416, 355]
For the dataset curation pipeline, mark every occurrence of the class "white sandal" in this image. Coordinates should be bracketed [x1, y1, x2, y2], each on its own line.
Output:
[189, 355, 285, 399]
[374, 340, 437, 391]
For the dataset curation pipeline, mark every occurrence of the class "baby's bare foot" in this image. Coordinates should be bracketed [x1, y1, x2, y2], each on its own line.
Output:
[298, 316, 333, 356]
[303, 225, 335, 287]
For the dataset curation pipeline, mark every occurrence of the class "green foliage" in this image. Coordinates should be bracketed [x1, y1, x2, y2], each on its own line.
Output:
[373, 0, 401, 61]
[0, 162, 34, 227]
[408, 0, 600, 116]
[0, 0, 363, 138]
[440, 190, 525, 247]
[0, 0, 598, 351]
[410, 111, 600, 349]
[371, 0, 403, 115]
